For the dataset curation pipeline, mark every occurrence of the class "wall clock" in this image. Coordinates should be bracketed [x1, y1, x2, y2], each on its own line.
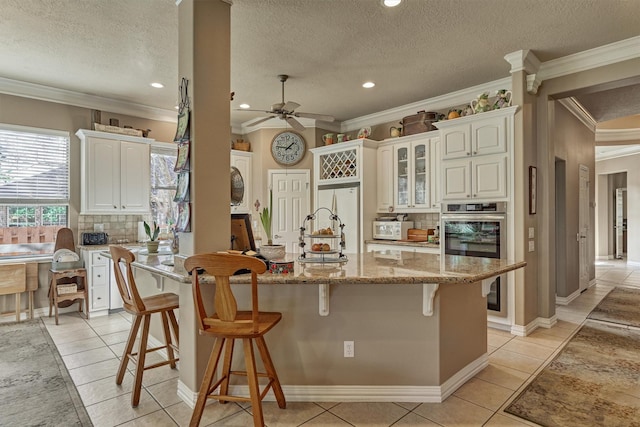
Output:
[271, 131, 306, 166]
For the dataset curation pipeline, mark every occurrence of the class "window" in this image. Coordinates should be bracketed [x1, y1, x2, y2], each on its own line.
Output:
[150, 144, 178, 229]
[0, 124, 70, 257]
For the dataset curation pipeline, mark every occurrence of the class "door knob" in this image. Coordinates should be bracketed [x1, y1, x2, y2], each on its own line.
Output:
[274, 234, 282, 239]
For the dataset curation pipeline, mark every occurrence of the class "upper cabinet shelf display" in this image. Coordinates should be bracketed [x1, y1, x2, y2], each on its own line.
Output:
[76, 129, 152, 215]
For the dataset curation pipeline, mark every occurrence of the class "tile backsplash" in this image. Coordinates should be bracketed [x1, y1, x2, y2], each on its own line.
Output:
[78, 214, 147, 244]
[407, 213, 440, 231]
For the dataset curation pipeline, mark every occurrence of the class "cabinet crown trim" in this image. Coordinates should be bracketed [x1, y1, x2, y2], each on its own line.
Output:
[76, 129, 155, 144]
[433, 106, 518, 130]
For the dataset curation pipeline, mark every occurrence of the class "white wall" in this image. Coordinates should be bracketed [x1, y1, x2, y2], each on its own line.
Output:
[597, 154, 640, 264]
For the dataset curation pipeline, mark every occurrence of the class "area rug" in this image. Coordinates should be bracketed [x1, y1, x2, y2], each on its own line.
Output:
[0, 319, 92, 426]
[505, 321, 640, 426]
[587, 286, 640, 328]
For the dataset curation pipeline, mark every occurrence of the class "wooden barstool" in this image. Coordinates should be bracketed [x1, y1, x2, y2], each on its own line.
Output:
[184, 253, 286, 427]
[109, 245, 179, 407]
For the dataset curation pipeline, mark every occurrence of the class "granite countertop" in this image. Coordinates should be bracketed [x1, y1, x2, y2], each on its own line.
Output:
[103, 249, 526, 286]
[364, 239, 440, 249]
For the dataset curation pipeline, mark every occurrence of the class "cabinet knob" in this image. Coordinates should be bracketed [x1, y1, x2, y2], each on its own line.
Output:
[473, 194, 477, 198]
[473, 151, 477, 155]
[467, 152, 471, 156]
[466, 194, 471, 198]
[97, 275, 101, 278]
[97, 297, 101, 300]
[122, 206, 125, 209]
[113, 205, 117, 209]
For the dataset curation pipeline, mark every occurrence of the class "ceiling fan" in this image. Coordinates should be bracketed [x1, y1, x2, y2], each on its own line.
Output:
[239, 74, 335, 132]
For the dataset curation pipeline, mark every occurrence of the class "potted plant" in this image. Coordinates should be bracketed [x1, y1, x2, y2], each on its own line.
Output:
[144, 220, 160, 254]
[258, 190, 285, 260]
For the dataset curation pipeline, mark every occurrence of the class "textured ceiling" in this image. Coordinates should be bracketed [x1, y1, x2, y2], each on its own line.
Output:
[1, 0, 639, 128]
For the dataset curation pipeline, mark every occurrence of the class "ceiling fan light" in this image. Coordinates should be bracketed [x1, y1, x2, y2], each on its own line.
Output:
[362, 81, 376, 89]
[239, 103, 250, 109]
[382, 0, 402, 7]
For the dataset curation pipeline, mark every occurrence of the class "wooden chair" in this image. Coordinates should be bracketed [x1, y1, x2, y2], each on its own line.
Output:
[184, 253, 286, 427]
[109, 245, 179, 407]
[48, 227, 88, 324]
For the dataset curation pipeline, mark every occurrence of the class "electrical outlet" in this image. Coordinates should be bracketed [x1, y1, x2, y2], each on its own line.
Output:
[344, 341, 354, 358]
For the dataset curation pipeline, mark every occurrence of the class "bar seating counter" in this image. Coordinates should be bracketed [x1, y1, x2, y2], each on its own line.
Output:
[103, 248, 526, 404]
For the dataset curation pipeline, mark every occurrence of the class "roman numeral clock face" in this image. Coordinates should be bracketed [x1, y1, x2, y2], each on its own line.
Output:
[271, 131, 306, 166]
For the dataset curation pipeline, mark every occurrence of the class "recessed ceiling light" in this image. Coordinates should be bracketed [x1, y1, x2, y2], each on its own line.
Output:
[150, 82, 164, 88]
[362, 82, 376, 89]
[383, 0, 402, 7]
[239, 103, 251, 109]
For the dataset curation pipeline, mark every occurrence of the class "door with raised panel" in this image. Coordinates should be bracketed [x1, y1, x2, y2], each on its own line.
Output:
[270, 170, 310, 253]
[472, 115, 507, 156]
[376, 145, 394, 212]
[87, 137, 120, 212]
[442, 159, 471, 200]
[473, 154, 507, 199]
[120, 141, 150, 212]
[441, 125, 471, 159]
[429, 137, 442, 210]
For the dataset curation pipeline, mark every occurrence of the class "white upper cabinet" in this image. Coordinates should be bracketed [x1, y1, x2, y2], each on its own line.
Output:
[377, 132, 439, 213]
[77, 129, 151, 214]
[231, 150, 253, 214]
[435, 106, 516, 202]
[376, 144, 394, 213]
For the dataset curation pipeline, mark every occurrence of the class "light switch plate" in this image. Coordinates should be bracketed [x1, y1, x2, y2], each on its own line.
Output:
[528, 227, 535, 239]
[528, 240, 535, 252]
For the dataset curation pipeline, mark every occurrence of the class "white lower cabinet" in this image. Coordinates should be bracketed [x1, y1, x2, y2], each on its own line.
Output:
[81, 250, 110, 314]
[366, 242, 440, 255]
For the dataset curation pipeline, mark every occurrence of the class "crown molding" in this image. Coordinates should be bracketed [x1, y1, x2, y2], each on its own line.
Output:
[0, 76, 178, 123]
[340, 77, 512, 132]
[539, 36, 640, 81]
[558, 98, 597, 132]
[596, 144, 640, 161]
[504, 49, 541, 75]
[596, 127, 640, 142]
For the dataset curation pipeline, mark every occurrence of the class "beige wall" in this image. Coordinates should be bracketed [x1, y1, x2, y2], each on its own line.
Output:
[553, 103, 596, 297]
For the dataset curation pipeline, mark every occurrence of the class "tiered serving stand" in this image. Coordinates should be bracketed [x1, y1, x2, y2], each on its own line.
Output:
[298, 207, 348, 264]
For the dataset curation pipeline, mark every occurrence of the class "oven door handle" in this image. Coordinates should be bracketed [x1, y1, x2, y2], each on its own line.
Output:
[441, 214, 506, 221]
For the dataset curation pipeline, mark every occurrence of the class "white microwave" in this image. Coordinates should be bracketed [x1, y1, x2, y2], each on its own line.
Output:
[372, 221, 414, 241]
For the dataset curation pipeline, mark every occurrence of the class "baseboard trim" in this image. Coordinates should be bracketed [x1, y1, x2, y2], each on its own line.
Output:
[556, 289, 581, 305]
[511, 316, 555, 336]
[176, 354, 488, 406]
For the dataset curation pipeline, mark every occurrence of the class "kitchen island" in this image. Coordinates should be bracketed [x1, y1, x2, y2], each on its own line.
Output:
[105, 249, 525, 405]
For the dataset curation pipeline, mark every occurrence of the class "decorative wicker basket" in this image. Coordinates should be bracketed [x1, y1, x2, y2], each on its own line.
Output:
[57, 284, 78, 295]
[232, 140, 251, 152]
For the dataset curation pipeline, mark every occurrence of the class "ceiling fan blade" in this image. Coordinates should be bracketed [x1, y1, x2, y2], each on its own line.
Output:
[246, 116, 275, 127]
[294, 112, 335, 122]
[234, 108, 272, 113]
[285, 116, 306, 132]
[282, 101, 300, 112]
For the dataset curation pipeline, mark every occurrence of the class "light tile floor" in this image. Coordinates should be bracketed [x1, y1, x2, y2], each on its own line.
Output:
[36, 259, 636, 426]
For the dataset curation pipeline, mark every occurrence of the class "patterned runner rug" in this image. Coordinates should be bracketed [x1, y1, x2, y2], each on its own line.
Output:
[0, 319, 92, 426]
[505, 321, 640, 426]
[587, 286, 640, 328]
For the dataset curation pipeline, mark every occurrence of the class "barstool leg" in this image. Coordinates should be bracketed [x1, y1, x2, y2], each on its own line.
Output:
[190, 337, 225, 427]
[256, 336, 286, 409]
[168, 310, 179, 344]
[117, 315, 142, 385]
[243, 338, 264, 427]
[160, 311, 177, 369]
[131, 314, 151, 407]
[219, 338, 235, 403]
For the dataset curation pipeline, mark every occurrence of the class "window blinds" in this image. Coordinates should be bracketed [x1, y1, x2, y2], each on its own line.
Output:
[0, 124, 70, 203]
